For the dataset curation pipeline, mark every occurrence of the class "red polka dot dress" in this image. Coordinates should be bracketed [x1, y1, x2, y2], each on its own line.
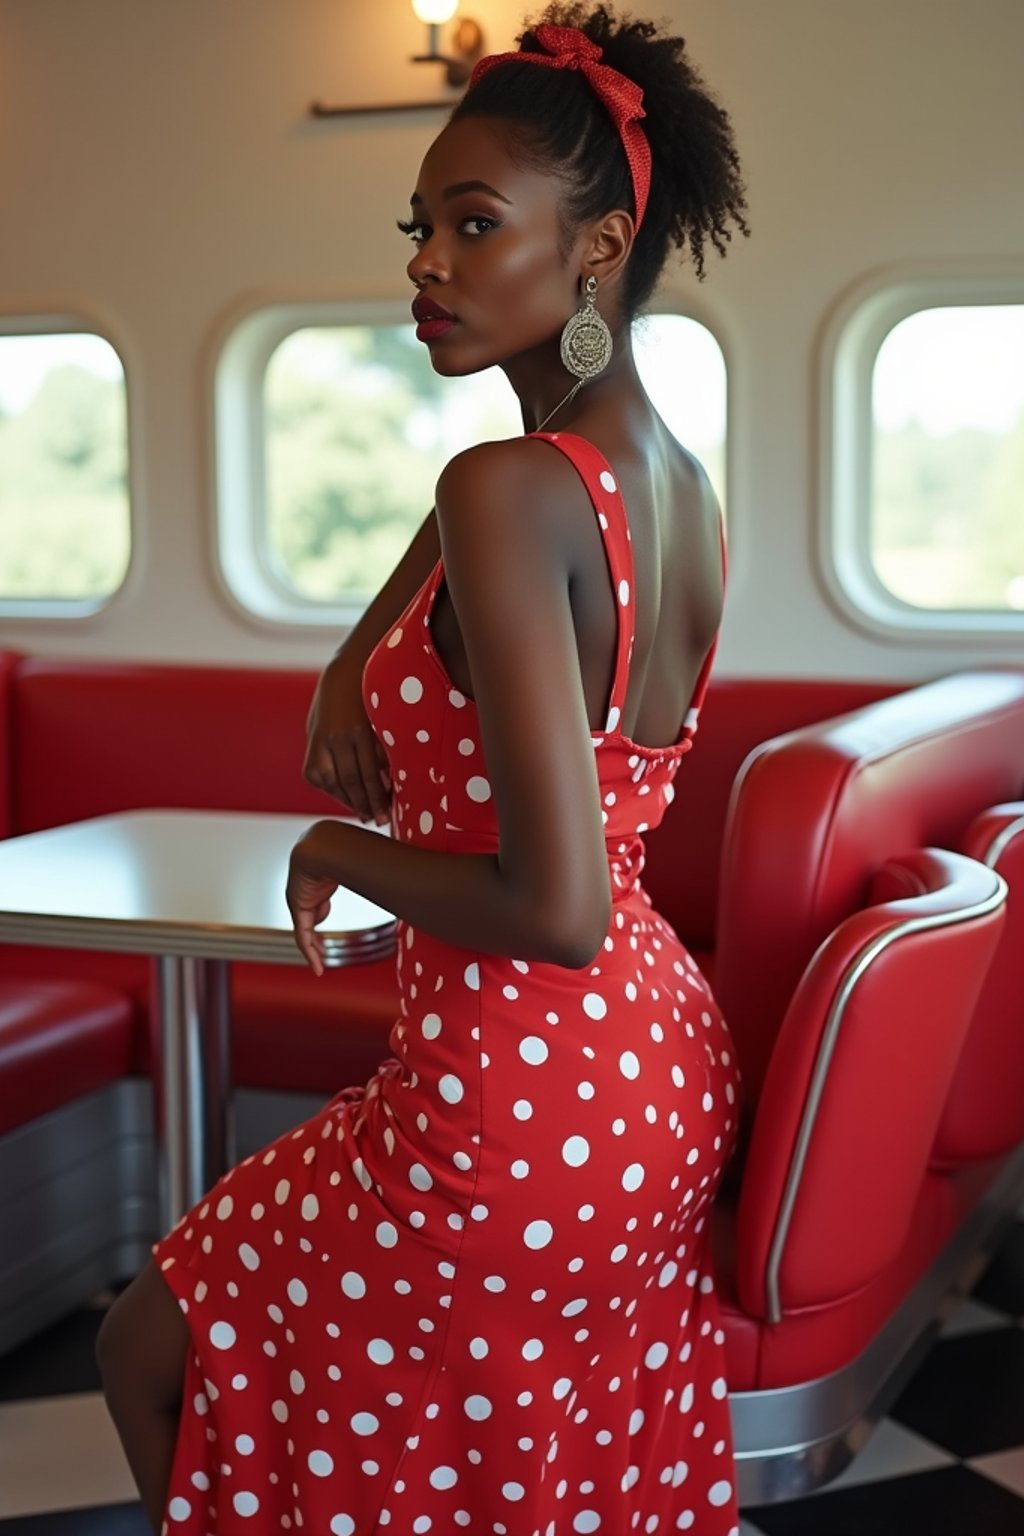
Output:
[152, 431, 741, 1535]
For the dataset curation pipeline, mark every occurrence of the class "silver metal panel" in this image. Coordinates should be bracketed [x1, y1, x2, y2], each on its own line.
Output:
[732, 1138, 1024, 1502]
[0, 1083, 155, 1354]
[981, 810, 1024, 870]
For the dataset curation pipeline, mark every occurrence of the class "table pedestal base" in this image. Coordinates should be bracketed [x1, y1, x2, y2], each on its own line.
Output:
[150, 956, 235, 1231]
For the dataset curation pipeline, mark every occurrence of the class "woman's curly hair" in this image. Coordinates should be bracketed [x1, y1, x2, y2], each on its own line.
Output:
[450, 2, 751, 316]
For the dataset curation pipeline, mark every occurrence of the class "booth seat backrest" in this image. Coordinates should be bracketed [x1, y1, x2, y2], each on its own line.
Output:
[640, 677, 904, 951]
[0, 651, 21, 840]
[735, 846, 1007, 1321]
[931, 801, 1024, 1166]
[2, 658, 905, 936]
[9, 659, 333, 833]
[714, 670, 1024, 1115]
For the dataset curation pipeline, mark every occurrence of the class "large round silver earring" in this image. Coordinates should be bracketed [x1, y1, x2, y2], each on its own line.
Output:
[560, 275, 613, 381]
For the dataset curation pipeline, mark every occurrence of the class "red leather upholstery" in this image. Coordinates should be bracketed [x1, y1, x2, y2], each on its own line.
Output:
[3, 658, 402, 1092]
[0, 665, 910, 1091]
[0, 946, 397, 1093]
[715, 671, 1024, 1116]
[735, 847, 1006, 1321]
[932, 802, 1024, 1165]
[642, 677, 902, 951]
[2, 655, 1024, 1415]
[9, 659, 332, 832]
[0, 651, 21, 841]
[712, 1160, 1005, 1390]
[228, 961, 397, 1090]
[0, 979, 133, 1133]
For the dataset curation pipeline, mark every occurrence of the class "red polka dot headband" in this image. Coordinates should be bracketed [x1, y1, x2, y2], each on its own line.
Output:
[468, 23, 652, 233]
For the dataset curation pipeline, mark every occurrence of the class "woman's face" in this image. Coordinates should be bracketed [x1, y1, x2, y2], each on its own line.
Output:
[403, 116, 580, 377]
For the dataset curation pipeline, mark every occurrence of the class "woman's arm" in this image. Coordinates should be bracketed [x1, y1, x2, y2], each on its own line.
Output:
[289, 438, 612, 970]
[303, 508, 441, 821]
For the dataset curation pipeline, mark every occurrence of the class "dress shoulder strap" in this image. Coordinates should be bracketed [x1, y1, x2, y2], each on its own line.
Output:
[526, 430, 727, 746]
[526, 431, 635, 733]
[680, 515, 728, 742]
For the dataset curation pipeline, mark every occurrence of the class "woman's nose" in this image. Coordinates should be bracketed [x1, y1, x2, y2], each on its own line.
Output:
[407, 238, 450, 288]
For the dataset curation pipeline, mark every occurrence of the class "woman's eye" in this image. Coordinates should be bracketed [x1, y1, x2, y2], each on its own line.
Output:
[395, 215, 498, 245]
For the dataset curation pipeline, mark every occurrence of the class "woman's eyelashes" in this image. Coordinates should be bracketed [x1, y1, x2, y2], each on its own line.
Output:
[396, 218, 428, 245]
[396, 215, 501, 246]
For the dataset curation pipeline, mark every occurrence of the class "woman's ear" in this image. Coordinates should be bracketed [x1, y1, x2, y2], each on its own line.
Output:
[581, 209, 634, 290]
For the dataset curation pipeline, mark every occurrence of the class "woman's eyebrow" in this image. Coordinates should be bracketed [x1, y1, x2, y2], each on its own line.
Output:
[410, 180, 513, 206]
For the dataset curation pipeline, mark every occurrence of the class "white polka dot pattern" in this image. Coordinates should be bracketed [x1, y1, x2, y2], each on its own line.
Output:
[152, 430, 737, 1534]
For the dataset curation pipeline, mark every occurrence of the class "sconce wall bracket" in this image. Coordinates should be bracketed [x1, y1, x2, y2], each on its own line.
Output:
[411, 17, 484, 88]
[310, 15, 484, 117]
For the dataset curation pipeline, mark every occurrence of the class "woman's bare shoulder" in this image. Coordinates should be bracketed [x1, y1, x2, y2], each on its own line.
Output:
[434, 434, 591, 548]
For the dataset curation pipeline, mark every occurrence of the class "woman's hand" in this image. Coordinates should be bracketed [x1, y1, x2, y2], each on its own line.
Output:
[303, 652, 391, 826]
[286, 829, 339, 976]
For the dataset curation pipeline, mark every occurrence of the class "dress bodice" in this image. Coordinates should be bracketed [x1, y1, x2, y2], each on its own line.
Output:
[362, 431, 727, 895]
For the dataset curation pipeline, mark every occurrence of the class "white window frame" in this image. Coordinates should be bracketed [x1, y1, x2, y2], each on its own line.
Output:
[214, 300, 432, 629]
[0, 313, 133, 619]
[215, 299, 732, 628]
[818, 261, 1024, 640]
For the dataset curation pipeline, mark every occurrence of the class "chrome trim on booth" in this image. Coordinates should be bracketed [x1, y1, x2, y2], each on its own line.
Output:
[764, 866, 1008, 1324]
[732, 1137, 1024, 1503]
[983, 810, 1024, 869]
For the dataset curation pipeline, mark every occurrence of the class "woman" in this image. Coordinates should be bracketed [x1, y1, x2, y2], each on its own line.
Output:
[98, 4, 750, 1531]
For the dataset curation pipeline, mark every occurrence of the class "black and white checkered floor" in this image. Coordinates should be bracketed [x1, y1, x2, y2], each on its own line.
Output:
[1, 1220, 1022, 1536]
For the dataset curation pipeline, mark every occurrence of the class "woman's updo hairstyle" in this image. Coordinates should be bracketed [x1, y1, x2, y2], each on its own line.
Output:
[450, 2, 750, 318]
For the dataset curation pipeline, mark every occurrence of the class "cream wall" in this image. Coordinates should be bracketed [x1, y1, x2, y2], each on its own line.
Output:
[0, 0, 1022, 676]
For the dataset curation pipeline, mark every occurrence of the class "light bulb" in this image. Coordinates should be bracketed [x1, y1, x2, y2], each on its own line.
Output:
[411, 0, 459, 22]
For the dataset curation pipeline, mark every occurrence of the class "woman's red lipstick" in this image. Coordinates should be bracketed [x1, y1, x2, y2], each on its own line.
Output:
[412, 295, 457, 343]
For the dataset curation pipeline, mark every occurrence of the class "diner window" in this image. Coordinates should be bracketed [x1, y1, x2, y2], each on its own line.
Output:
[0, 329, 130, 609]
[871, 305, 1024, 613]
[263, 324, 518, 603]
[827, 285, 1024, 635]
[218, 305, 727, 624]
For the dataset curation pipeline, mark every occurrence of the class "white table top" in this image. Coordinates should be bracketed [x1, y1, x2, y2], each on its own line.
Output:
[0, 809, 397, 966]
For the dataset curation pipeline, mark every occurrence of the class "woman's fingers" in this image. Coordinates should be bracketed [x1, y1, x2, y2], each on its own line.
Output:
[302, 739, 350, 808]
[354, 729, 391, 825]
[325, 731, 375, 823]
[375, 737, 392, 794]
[304, 664, 391, 825]
[306, 727, 390, 826]
[286, 869, 334, 978]
[292, 914, 324, 977]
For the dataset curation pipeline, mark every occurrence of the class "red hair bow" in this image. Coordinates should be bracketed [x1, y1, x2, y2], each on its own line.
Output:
[468, 23, 652, 232]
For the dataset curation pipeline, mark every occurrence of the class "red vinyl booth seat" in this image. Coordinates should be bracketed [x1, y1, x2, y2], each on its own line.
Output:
[2, 651, 1024, 1497]
[0, 650, 18, 842]
[0, 946, 399, 1093]
[8, 658, 333, 832]
[933, 801, 1024, 1165]
[716, 846, 1007, 1389]
[0, 656, 399, 1091]
[715, 670, 1024, 1122]
[0, 980, 134, 1133]
[640, 676, 905, 956]
[0, 657, 908, 1095]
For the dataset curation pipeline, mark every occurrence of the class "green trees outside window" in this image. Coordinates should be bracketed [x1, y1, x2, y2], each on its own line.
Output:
[871, 305, 1024, 611]
[262, 315, 727, 605]
[0, 333, 130, 603]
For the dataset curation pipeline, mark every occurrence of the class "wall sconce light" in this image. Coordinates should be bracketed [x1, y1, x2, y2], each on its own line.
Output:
[410, 0, 484, 89]
[310, 1, 485, 118]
